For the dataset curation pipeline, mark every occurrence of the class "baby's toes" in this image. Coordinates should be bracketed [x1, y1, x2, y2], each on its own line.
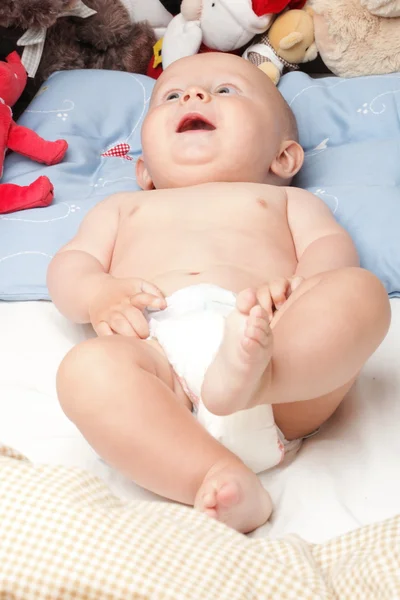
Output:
[246, 306, 271, 346]
[236, 288, 258, 315]
[195, 484, 218, 518]
[249, 304, 269, 323]
[247, 316, 270, 334]
[202, 490, 217, 509]
[243, 324, 270, 349]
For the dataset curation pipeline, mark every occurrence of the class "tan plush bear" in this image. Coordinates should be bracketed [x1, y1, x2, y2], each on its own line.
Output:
[243, 8, 318, 84]
[309, 0, 400, 77]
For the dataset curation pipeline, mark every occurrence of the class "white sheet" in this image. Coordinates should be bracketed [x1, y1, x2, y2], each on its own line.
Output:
[0, 299, 399, 543]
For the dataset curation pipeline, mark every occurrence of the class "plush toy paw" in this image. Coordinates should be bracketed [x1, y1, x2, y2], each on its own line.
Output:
[181, 0, 202, 21]
[27, 175, 55, 208]
[43, 139, 68, 166]
[0, 176, 54, 214]
[259, 62, 281, 85]
[162, 13, 202, 69]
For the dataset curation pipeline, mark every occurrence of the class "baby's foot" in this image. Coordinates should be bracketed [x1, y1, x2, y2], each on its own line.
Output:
[201, 289, 272, 416]
[195, 461, 272, 533]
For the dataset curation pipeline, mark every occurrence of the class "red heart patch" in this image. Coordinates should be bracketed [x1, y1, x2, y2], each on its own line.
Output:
[101, 143, 133, 161]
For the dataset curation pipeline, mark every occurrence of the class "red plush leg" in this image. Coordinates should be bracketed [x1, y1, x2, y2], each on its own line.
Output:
[0, 109, 11, 177]
[7, 121, 68, 166]
[0, 177, 54, 213]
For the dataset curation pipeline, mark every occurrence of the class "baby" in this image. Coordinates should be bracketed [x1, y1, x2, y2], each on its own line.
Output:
[49, 53, 390, 534]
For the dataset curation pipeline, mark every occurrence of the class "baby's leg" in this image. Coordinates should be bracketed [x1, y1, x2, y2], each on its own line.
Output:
[57, 336, 272, 533]
[203, 268, 390, 427]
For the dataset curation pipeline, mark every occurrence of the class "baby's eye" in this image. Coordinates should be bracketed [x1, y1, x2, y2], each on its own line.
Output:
[165, 91, 182, 101]
[215, 86, 238, 95]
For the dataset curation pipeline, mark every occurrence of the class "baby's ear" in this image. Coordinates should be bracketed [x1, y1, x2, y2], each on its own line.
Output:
[136, 156, 155, 190]
[270, 140, 304, 181]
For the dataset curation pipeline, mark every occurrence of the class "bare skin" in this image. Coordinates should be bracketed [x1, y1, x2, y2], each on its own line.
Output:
[49, 54, 391, 533]
[202, 289, 273, 416]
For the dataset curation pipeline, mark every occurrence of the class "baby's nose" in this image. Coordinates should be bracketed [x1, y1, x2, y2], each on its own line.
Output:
[181, 86, 210, 103]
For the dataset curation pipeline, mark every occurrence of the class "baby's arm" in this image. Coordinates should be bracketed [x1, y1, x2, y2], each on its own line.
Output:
[47, 194, 123, 324]
[286, 188, 359, 278]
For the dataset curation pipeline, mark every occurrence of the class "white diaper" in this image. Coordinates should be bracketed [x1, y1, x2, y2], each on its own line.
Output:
[147, 284, 301, 473]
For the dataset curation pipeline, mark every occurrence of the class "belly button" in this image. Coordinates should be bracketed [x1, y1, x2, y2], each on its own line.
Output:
[189, 271, 200, 276]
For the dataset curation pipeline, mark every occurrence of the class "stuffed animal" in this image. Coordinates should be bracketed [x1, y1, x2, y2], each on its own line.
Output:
[0, 0, 155, 90]
[360, 0, 400, 17]
[308, 0, 400, 77]
[0, 52, 68, 213]
[121, 0, 179, 36]
[156, 0, 307, 73]
[243, 8, 317, 84]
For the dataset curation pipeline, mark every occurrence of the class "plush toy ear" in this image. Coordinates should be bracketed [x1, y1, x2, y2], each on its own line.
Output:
[279, 32, 304, 50]
[0, 52, 27, 107]
[304, 41, 318, 62]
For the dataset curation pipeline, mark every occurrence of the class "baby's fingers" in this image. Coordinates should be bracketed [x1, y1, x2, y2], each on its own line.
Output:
[130, 292, 166, 311]
[137, 280, 165, 300]
[269, 278, 290, 309]
[94, 321, 113, 337]
[289, 276, 304, 293]
[256, 286, 273, 322]
[108, 312, 138, 337]
[121, 306, 150, 339]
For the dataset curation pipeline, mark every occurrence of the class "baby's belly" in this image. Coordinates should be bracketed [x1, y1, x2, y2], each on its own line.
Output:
[112, 259, 296, 297]
[111, 229, 297, 296]
[150, 266, 266, 297]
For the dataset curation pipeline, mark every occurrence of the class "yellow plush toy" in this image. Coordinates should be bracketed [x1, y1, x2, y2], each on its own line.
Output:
[243, 8, 318, 84]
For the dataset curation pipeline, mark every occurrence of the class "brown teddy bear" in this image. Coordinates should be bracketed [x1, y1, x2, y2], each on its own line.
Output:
[243, 8, 318, 84]
[0, 0, 155, 115]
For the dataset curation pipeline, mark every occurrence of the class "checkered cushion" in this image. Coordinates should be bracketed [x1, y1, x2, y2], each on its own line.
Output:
[0, 445, 399, 599]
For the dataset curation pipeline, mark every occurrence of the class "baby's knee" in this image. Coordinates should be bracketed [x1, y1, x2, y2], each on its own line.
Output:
[345, 267, 391, 338]
[57, 336, 130, 419]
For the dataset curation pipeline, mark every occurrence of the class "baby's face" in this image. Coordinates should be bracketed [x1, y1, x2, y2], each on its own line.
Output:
[140, 54, 289, 189]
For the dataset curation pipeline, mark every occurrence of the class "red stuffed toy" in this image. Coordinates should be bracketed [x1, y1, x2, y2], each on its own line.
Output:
[0, 52, 68, 214]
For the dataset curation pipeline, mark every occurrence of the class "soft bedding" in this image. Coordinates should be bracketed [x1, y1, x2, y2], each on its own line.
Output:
[0, 298, 400, 545]
[1, 70, 400, 299]
[1, 70, 153, 300]
[1, 444, 399, 599]
[1, 67, 400, 595]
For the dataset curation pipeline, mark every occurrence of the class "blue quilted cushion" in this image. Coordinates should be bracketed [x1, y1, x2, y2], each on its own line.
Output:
[1, 69, 400, 300]
[281, 72, 400, 297]
[1, 70, 153, 300]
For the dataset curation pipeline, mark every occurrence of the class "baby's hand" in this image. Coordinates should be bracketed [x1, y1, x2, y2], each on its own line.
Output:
[89, 276, 166, 337]
[256, 277, 303, 322]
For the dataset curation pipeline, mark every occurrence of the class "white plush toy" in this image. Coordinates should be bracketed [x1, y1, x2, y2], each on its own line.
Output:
[360, 0, 400, 17]
[120, 0, 175, 38]
[161, 0, 307, 70]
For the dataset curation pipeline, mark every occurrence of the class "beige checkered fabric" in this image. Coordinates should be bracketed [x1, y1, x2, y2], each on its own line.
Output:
[0, 444, 399, 599]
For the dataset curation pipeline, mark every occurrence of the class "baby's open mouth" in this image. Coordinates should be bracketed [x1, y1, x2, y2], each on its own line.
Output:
[177, 114, 216, 133]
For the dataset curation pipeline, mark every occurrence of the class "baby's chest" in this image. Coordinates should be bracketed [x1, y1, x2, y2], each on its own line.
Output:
[129, 191, 286, 233]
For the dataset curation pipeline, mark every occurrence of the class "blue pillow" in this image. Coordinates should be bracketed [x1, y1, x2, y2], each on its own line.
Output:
[280, 72, 400, 297]
[1, 69, 400, 300]
[1, 70, 154, 300]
